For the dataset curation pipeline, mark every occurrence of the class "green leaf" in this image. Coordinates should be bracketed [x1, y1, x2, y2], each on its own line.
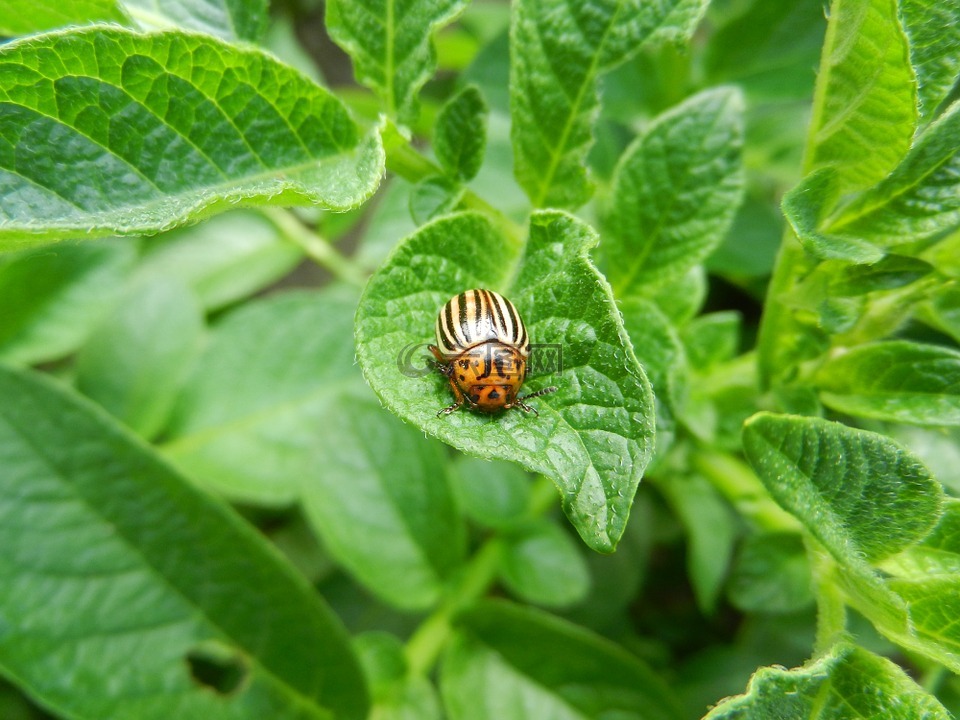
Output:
[354, 210, 656, 553]
[806, 0, 917, 195]
[742, 412, 943, 565]
[727, 532, 814, 614]
[786, 102, 960, 263]
[355, 633, 442, 720]
[441, 600, 681, 720]
[816, 341, 960, 426]
[830, 254, 934, 296]
[708, 193, 783, 278]
[641, 265, 708, 325]
[0, 240, 137, 365]
[827, 101, 960, 250]
[164, 288, 464, 610]
[434, 84, 488, 182]
[299, 395, 466, 610]
[164, 289, 358, 505]
[605, 87, 745, 292]
[884, 577, 960, 666]
[682, 311, 741, 370]
[0, 27, 383, 247]
[75, 272, 203, 439]
[704, 643, 951, 719]
[659, 473, 737, 613]
[137, 210, 304, 312]
[781, 169, 885, 263]
[499, 520, 591, 608]
[884, 499, 960, 577]
[510, 0, 709, 209]
[325, 0, 468, 124]
[0, 0, 128, 35]
[619, 296, 687, 410]
[832, 562, 960, 673]
[122, 0, 269, 41]
[928, 282, 960, 343]
[451, 456, 532, 531]
[705, 0, 825, 102]
[408, 176, 465, 225]
[900, 0, 960, 122]
[0, 364, 368, 720]
[355, 178, 418, 270]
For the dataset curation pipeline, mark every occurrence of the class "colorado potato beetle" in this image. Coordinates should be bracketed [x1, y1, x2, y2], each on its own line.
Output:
[429, 289, 557, 417]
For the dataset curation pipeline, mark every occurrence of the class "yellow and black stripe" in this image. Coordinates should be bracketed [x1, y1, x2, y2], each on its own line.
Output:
[434, 289, 529, 358]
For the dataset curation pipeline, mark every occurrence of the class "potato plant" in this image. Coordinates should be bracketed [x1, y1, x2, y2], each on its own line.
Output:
[1, 0, 960, 718]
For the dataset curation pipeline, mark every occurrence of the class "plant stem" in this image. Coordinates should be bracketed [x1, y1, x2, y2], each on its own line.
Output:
[755, 0, 842, 393]
[260, 207, 368, 288]
[381, 123, 439, 183]
[692, 448, 800, 532]
[755, 232, 817, 392]
[404, 537, 503, 676]
[404, 475, 558, 676]
[381, 119, 526, 253]
[922, 664, 948, 694]
[808, 539, 848, 656]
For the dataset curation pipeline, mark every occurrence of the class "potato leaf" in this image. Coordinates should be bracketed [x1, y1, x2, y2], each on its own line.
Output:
[0, 364, 369, 719]
[816, 341, 960, 426]
[705, 643, 951, 720]
[354, 210, 656, 552]
[510, 0, 708, 209]
[326, 0, 467, 124]
[742, 412, 942, 565]
[0, 27, 383, 248]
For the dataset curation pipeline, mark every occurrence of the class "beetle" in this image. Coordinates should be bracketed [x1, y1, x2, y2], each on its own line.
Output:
[429, 289, 556, 417]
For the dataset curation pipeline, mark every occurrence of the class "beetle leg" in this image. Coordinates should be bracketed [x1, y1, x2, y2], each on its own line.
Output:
[511, 398, 539, 417]
[436, 375, 466, 417]
[436, 401, 461, 416]
[428, 345, 453, 376]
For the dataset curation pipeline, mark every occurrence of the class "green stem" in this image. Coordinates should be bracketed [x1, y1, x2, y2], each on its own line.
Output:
[808, 539, 848, 656]
[404, 476, 559, 676]
[756, 0, 841, 393]
[404, 538, 503, 676]
[260, 207, 367, 288]
[691, 448, 800, 532]
[755, 231, 817, 392]
[922, 664, 948, 694]
[381, 119, 526, 253]
[382, 125, 440, 183]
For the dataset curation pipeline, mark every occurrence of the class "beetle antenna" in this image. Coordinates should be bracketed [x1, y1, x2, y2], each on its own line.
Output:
[519, 386, 558, 401]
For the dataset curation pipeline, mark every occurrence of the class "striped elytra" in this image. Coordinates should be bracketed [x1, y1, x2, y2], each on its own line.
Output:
[433, 288, 529, 359]
[429, 289, 556, 417]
